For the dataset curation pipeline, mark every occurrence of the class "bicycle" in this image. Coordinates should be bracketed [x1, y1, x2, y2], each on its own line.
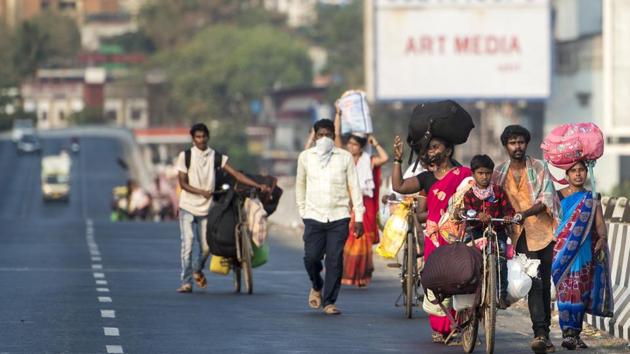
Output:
[213, 183, 258, 295]
[388, 198, 424, 319]
[451, 209, 515, 354]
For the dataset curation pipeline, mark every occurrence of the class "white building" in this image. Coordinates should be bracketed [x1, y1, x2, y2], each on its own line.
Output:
[264, 0, 317, 27]
[545, 0, 628, 194]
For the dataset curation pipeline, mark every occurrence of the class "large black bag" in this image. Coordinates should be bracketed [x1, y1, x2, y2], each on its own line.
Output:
[407, 100, 474, 156]
[207, 188, 239, 258]
[421, 242, 482, 300]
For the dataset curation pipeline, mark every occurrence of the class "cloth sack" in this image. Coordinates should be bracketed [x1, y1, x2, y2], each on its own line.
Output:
[541, 122, 604, 170]
[453, 293, 477, 311]
[336, 90, 373, 135]
[423, 289, 452, 316]
[421, 242, 482, 299]
[244, 197, 268, 247]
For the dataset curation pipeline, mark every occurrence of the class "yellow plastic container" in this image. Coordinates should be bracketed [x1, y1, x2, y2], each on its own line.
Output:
[209, 255, 230, 275]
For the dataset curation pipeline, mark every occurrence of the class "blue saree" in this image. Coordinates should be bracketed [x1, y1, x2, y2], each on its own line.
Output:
[552, 190, 614, 333]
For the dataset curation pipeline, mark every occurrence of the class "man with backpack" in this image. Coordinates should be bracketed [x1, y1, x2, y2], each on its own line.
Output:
[493, 125, 560, 353]
[175, 123, 269, 293]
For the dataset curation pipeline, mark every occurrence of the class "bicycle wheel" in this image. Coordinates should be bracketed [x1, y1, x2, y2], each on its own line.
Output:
[405, 230, 416, 319]
[483, 253, 497, 354]
[240, 225, 254, 295]
[461, 308, 479, 353]
[233, 263, 241, 293]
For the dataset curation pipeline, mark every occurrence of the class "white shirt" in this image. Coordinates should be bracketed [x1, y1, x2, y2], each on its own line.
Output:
[176, 146, 228, 216]
[296, 147, 365, 223]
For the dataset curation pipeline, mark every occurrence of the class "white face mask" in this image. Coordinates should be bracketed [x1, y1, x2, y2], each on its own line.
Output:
[315, 136, 334, 167]
[316, 136, 334, 154]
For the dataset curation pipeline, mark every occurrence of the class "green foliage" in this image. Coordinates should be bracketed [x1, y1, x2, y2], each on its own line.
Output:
[11, 12, 81, 77]
[307, 1, 364, 100]
[139, 0, 286, 50]
[154, 25, 312, 121]
[69, 108, 105, 125]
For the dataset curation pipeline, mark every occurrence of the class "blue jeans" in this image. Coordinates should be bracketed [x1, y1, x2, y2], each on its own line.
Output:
[179, 208, 209, 285]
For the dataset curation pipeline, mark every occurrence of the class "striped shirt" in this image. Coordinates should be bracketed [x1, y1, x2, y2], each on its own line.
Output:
[296, 147, 365, 223]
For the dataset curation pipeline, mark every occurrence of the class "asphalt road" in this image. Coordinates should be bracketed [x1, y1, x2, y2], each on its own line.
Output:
[0, 136, 624, 354]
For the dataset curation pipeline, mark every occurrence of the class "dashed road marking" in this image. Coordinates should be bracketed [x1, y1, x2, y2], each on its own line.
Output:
[98, 296, 112, 303]
[101, 310, 116, 318]
[93, 272, 105, 278]
[96, 280, 108, 285]
[103, 327, 120, 336]
[92, 256, 102, 262]
[92, 264, 103, 270]
[97, 288, 110, 292]
[106, 345, 124, 353]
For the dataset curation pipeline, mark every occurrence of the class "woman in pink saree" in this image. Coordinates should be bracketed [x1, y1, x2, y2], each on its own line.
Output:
[392, 135, 472, 343]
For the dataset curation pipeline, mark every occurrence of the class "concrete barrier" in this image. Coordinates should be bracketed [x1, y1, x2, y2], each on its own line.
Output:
[586, 222, 630, 341]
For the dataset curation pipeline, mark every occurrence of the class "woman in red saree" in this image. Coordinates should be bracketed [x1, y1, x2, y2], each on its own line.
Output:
[391, 135, 472, 343]
[340, 133, 389, 287]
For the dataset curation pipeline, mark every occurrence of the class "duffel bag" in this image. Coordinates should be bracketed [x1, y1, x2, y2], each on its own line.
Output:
[407, 100, 474, 155]
[207, 188, 239, 258]
[540, 122, 604, 170]
[421, 242, 482, 299]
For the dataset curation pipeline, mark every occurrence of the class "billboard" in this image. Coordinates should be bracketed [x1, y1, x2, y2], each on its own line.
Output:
[367, 0, 551, 101]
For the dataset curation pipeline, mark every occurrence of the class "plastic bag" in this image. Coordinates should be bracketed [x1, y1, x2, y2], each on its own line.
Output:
[251, 243, 269, 268]
[210, 255, 230, 275]
[506, 255, 537, 303]
[375, 202, 409, 259]
[336, 90, 373, 135]
[453, 293, 477, 311]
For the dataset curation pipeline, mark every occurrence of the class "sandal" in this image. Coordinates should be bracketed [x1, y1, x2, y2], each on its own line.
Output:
[432, 331, 445, 344]
[193, 272, 207, 289]
[308, 288, 321, 309]
[176, 283, 192, 293]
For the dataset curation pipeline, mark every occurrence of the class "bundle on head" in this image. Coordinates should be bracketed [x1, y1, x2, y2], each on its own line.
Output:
[406, 100, 475, 171]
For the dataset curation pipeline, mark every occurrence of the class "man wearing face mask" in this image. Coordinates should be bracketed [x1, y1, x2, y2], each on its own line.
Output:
[493, 125, 560, 354]
[296, 119, 364, 315]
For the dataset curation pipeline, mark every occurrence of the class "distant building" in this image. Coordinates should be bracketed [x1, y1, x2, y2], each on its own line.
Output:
[258, 86, 330, 175]
[21, 66, 149, 130]
[0, 0, 120, 27]
[264, 0, 317, 27]
[544, 0, 629, 193]
[81, 12, 137, 50]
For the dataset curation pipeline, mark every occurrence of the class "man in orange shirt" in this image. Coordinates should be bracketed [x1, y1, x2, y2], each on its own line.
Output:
[493, 125, 560, 354]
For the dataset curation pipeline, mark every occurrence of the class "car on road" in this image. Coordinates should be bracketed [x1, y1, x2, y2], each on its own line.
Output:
[16, 133, 42, 154]
[11, 118, 34, 143]
[41, 154, 71, 202]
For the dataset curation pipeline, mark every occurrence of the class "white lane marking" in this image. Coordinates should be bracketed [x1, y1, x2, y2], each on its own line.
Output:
[97, 288, 110, 292]
[106, 345, 124, 353]
[101, 310, 116, 318]
[93, 272, 105, 278]
[90, 251, 101, 256]
[96, 280, 108, 285]
[92, 257, 102, 262]
[103, 327, 120, 336]
[98, 297, 112, 303]
[92, 264, 103, 270]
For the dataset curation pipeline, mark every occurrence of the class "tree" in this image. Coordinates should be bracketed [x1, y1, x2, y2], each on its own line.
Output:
[139, 0, 286, 50]
[154, 25, 312, 121]
[151, 25, 312, 166]
[11, 12, 81, 77]
[306, 1, 364, 100]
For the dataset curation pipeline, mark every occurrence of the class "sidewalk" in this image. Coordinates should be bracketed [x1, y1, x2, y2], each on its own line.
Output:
[269, 222, 630, 354]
